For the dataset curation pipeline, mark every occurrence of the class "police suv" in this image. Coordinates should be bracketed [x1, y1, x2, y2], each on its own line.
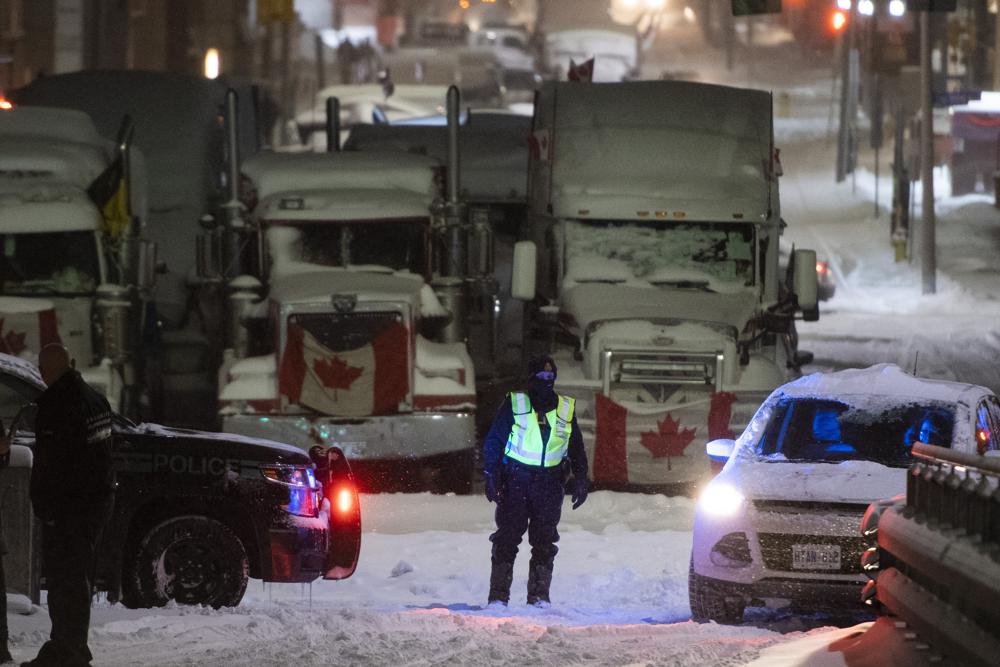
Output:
[0, 354, 361, 608]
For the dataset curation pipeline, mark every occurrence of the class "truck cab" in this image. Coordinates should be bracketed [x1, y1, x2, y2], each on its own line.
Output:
[218, 151, 477, 492]
[517, 80, 819, 491]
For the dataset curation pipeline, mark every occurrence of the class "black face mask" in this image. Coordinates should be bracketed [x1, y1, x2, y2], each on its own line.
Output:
[530, 375, 555, 395]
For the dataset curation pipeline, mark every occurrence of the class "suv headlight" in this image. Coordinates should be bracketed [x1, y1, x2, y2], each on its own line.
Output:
[262, 464, 319, 517]
[699, 483, 745, 518]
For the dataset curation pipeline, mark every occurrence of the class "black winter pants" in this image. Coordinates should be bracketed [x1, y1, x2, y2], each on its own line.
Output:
[39, 503, 111, 664]
[489, 462, 564, 566]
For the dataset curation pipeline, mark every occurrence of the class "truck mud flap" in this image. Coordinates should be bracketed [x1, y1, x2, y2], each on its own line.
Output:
[321, 447, 362, 580]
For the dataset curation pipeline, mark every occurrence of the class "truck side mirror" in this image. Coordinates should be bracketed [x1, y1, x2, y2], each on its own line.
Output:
[511, 241, 537, 301]
[793, 248, 818, 322]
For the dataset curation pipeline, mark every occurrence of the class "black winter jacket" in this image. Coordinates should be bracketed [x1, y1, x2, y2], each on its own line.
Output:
[30, 370, 114, 520]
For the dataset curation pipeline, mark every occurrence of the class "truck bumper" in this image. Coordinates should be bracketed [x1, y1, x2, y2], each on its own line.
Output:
[222, 412, 476, 492]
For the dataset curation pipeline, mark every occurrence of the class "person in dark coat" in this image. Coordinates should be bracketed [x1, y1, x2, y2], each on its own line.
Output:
[482, 355, 588, 607]
[21, 344, 114, 667]
[0, 422, 12, 664]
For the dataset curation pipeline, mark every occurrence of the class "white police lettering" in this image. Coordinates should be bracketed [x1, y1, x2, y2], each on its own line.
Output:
[152, 453, 241, 475]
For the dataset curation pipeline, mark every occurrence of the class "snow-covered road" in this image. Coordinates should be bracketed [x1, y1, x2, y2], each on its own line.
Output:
[10, 493, 803, 666]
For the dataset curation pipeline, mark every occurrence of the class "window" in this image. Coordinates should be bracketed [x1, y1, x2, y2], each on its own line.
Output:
[755, 397, 955, 467]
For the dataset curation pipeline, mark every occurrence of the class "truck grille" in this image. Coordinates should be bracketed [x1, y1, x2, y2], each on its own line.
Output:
[291, 311, 403, 351]
[758, 533, 868, 575]
[607, 351, 722, 387]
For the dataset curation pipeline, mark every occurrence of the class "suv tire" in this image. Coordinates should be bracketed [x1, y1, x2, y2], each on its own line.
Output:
[125, 515, 249, 609]
[688, 558, 746, 624]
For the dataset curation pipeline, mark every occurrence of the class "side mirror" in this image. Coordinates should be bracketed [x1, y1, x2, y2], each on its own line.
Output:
[706, 438, 736, 463]
[793, 248, 818, 321]
[511, 240, 537, 301]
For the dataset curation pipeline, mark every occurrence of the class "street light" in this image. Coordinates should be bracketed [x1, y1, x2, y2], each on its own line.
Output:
[858, 0, 875, 16]
[888, 0, 906, 16]
[204, 48, 221, 80]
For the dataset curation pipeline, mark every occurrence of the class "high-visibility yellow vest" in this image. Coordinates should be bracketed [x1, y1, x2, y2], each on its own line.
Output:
[504, 391, 575, 467]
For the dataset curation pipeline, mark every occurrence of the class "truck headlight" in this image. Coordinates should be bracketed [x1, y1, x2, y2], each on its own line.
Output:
[699, 483, 744, 518]
[262, 464, 319, 517]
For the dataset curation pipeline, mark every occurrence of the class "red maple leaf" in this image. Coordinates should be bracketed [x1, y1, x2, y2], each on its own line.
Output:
[312, 355, 364, 395]
[3, 329, 26, 356]
[640, 414, 697, 460]
[0, 319, 26, 356]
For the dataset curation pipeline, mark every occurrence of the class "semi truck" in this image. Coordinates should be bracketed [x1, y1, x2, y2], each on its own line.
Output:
[514, 80, 819, 492]
[216, 89, 487, 493]
[0, 105, 155, 416]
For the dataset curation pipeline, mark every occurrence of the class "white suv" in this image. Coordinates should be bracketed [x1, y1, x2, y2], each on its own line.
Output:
[689, 364, 1000, 624]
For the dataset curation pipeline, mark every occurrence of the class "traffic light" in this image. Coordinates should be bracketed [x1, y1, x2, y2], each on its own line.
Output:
[731, 0, 782, 16]
[906, 0, 957, 10]
[830, 9, 848, 34]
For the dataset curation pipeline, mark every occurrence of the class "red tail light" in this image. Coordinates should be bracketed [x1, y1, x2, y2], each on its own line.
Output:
[816, 261, 829, 275]
[0, 98, 13, 111]
[335, 486, 356, 514]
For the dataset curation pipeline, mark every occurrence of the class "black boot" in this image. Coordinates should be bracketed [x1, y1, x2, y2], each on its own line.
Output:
[488, 558, 514, 606]
[527, 560, 553, 606]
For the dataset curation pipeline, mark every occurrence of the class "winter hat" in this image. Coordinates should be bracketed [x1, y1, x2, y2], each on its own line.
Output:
[528, 355, 557, 378]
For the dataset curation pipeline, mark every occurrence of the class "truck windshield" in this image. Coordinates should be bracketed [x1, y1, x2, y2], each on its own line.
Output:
[268, 219, 428, 275]
[562, 219, 755, 292]
[0, 231, 100, 296]
[755, 397, 956, 467]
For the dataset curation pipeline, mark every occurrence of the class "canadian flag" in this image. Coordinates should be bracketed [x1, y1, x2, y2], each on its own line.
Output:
[593, 391, 736, 485]
[568, 57, 595, 83]
[0, 304, 61, 358]
[278, 321, 409, 417]
[528, 129, 552, 163]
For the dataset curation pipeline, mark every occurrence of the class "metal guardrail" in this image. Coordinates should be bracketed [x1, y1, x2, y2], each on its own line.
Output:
[868, 443, 1000, 667]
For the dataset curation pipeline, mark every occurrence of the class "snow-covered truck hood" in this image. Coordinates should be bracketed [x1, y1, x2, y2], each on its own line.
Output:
[722, 459, 906, 505]
[562, 283, 758, 338]
[267, 269, 446, 318]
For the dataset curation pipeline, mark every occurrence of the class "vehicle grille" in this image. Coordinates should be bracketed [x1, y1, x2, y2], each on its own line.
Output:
[752, 500, 872, 515]
[758, 533, 868, 575]
[291, 311, 403, 352]
[608, 351, 722, 386]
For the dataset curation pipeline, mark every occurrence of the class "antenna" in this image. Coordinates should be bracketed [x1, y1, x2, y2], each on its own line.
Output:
[912, 350, 920, 376]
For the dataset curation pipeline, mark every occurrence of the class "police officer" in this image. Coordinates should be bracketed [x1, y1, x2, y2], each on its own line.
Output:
[22, 344, 114, 667]
[482, 355, 588, 607]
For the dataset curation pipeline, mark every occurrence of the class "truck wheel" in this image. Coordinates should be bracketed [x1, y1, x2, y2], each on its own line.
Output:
[688, 558, 746, 624]
[126, 516, 248, 609]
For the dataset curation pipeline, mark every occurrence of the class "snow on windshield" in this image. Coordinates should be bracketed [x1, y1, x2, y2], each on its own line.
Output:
[561, 219, 755, 292]
[754, 396, 955, 467]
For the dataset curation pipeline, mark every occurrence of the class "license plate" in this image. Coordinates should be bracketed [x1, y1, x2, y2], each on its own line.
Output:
[791, 544, 841, 570]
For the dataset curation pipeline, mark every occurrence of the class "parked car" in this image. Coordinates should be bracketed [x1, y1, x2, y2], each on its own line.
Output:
[689, 364, 1000, 623]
